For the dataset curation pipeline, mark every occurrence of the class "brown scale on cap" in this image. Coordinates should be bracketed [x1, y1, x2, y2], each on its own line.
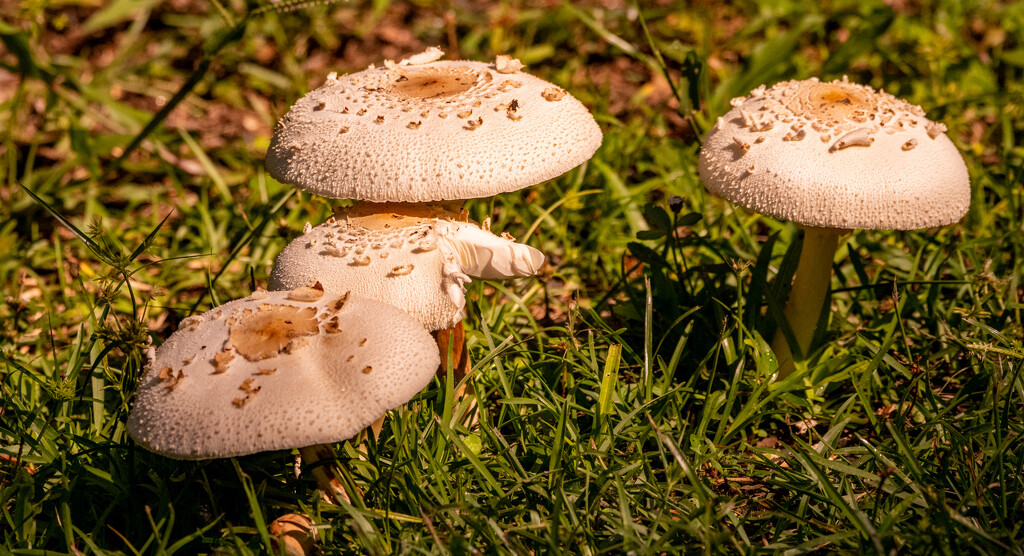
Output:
[212, 352, 234, 374]
[388, 264, 414, 277]
[324, 316, 342, 333]
[494, 54, 524, 74]
[287, 282, 324, 302]
[239, 377, 261, 395]
[506, 99, 522, 121]
[542, 88, 567, 101]
[158, 366, 185, 391]
[498, 80, 522, 92]
[328, 291, 351, 312]
[229, 305, 319, 361]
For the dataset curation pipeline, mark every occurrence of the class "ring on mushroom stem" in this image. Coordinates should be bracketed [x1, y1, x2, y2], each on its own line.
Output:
[699, 77, 970, 378]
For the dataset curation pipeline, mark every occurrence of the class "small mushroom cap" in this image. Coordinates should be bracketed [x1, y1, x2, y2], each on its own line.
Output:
[126, 291, 439, 460]
[698, 77, 970, 230]
[268, 203, 544, 331]
[266, 53, 602, 202]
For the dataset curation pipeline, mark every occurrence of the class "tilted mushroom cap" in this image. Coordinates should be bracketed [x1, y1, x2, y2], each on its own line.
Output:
[698, 77, 970, 230]
[268, 203, 545, 331]
[265, 51, 603, 202]
[127, 289, 439, 460]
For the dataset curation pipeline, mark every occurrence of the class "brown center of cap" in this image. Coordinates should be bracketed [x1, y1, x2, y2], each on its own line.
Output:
[787, 82, 874, 125]
[393, 66, 482, 99]
[230, 305, 319, 361]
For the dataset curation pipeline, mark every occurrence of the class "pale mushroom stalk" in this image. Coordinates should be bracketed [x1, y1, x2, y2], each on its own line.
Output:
[434, 320, 474, 424]
[297, 444, 351, 504]
[771, 226, 843, 377]
[434, 321, 470, 384]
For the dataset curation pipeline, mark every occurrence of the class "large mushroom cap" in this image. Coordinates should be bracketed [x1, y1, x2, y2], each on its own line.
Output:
[268, 203, 544, 331]
[127, 290, 440, 460]
[698, 77, 970, 230]
[265, 52, 602, 202]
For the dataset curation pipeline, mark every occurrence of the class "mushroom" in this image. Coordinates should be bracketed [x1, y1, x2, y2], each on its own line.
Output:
[269, 202, 544, 332]
[127, 288, 440, 507]
[698, 77, 970, 376]
[265, 49, 602, 404]
[269, 513, 317, 556]
[265, 52, 602, 203]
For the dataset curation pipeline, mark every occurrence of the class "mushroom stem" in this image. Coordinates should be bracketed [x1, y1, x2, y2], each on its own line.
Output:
[297, 444, 351, 504]
[772, 226, 842, 377]
[433, 321, 475, 426]
[369, 415, 386, 440]
[434, 321, 471, 384]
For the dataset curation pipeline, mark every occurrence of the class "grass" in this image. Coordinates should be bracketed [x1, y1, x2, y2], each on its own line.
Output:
[3, 0, 1024, 553]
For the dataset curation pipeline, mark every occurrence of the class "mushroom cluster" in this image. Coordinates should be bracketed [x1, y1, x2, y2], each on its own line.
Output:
[699, 77, 970, 375]
[265, 49, 602, 382]
[126, 52, 599, 545]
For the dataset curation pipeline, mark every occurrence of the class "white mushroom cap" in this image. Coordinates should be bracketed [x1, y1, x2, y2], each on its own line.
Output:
[266, 51, 602, 202]
[268, 203, 544, 331]
[698, 77, 970, 230]
[127, 290, 439, 460]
